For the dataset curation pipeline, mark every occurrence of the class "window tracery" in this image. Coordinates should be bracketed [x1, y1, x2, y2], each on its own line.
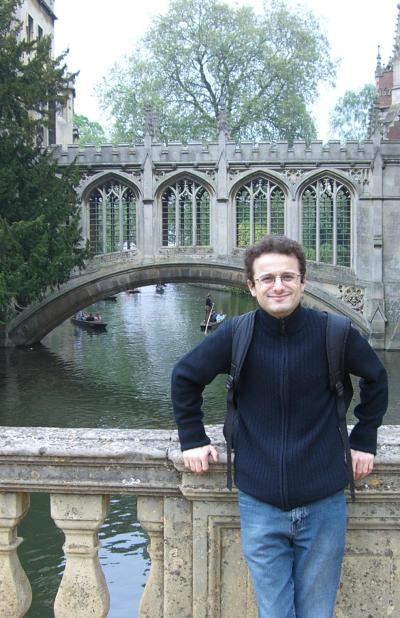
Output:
[161, 179, 210, 247]
[302, 177, 351, 267]
[235, 178, 285, 247]
[88, 181, 137, 255]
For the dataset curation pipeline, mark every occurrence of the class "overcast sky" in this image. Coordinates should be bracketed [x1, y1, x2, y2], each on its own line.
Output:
[54, 0, 399, 141]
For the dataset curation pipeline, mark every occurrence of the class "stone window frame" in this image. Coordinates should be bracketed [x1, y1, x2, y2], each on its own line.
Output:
[160, 177, 211, 248]
[86, 178, 139, 256]
[300, 176, 352, 268]
[233, 175, 286, 248]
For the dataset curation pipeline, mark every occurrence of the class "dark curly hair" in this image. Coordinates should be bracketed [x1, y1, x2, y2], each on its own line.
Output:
[244, 235, 307, 283]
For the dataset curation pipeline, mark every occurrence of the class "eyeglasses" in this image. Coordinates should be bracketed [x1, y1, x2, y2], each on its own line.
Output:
[254, 272, 302, 287]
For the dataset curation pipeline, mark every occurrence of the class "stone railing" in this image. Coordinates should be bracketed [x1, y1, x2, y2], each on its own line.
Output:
[0, 425, 399, 617]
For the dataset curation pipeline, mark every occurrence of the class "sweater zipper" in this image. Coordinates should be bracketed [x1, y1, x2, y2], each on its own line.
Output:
[279, 318, 290, 510]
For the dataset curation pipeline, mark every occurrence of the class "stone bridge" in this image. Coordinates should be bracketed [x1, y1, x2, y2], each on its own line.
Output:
[5, 250, 372, 347]
[4, 126, 400, 348]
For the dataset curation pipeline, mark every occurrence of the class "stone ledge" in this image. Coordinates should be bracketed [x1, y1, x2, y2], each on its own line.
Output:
[0, 426, 174, 459]
[0, 426, 397, 497]
[0, 425, 398, 461]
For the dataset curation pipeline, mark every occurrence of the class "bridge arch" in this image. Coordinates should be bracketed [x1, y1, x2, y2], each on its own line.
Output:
[6, 258, 369, 347]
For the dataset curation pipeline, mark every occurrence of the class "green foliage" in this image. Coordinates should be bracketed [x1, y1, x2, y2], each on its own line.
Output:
[74, 114, 108, 146]
[0, 0, 88, 322]
[97, 0, 335, 144]
[329, 84, 376, 142]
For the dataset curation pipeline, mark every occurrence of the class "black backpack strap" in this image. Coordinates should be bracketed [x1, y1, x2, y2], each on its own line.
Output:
[225, 311, 256, 490]
[326, 312, 355, 501]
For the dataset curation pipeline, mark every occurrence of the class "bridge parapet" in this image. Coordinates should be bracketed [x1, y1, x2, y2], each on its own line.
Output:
[52, 140, 376, 168]
[0, 425, 398, 617]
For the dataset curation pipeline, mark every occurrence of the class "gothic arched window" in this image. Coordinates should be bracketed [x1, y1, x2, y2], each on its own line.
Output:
[302, 178, 351, 267]
[88, 181, 137, 255]
[161, 179, 210, 247]
[235, 178, 285, 248]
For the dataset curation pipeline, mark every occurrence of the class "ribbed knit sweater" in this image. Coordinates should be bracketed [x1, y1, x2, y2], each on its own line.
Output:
[171, 305, 388, 510]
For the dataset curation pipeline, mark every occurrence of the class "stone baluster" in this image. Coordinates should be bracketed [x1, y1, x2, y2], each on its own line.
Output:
[50, 494, 110, 617]
[0, 492, 32, 617]
[137, 495, 165, 617]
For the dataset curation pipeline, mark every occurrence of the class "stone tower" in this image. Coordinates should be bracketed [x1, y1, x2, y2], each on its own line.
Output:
[370, 4, 400, 138]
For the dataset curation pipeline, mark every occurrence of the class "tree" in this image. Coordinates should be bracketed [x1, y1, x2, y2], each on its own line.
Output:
[0, 0, 88, 322]
[74, 113, 108, 146]
[97, 0, 335, 144]
[329, 84, 376, 142]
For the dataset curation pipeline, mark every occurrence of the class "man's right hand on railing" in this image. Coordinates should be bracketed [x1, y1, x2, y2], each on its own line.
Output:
[182, 444, 219, 473]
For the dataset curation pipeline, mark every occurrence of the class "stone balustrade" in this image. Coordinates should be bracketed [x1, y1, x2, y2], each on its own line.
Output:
[0, 425, 399, 617]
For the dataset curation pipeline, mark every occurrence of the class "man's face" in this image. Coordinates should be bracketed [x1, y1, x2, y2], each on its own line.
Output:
[247, 252, 305, 318]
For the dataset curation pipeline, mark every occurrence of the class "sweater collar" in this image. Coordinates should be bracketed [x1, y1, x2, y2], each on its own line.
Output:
[257, 303, 307, 335]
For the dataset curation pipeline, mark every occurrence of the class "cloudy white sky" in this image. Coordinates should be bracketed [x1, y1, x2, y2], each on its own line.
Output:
[54, 0, 399, 141]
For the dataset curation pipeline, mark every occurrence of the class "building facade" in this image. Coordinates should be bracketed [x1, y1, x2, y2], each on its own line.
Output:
[14, 0, 74, 147]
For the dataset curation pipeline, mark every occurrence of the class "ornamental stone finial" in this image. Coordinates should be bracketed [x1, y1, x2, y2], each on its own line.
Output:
[217, 103, 230, 139]
[375, 45, 382, 78]
[143, 105, 160, 141]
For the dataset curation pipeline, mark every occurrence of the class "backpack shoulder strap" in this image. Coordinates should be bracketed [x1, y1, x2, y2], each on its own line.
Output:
[228, 310, 257, 389]
[225, 310, 256, 490]
[326, 311, 351, 393]
[325, 312, 356, 501]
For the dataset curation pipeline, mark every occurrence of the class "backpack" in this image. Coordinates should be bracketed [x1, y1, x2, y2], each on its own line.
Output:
[224, 310, 355, 500]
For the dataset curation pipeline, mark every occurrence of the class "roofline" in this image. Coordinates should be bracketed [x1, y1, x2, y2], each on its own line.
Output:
[36, 0, 57, 21]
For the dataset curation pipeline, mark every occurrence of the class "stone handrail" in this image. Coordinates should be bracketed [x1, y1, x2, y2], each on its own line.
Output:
[0, 425, 399, 617]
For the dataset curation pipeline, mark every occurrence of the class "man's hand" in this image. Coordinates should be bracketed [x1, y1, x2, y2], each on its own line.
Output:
[351, 449, 374, 480]
[182, 444, 219, 473]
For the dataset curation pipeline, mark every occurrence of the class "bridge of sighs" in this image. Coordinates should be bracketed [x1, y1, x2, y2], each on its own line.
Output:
[4, 127, 399, 349]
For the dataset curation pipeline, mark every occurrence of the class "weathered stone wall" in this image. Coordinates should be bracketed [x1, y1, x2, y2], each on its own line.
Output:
[0, 425, 398, 616]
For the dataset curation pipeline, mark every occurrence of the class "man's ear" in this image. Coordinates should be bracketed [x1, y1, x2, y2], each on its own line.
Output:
[247, 279, 256, 297]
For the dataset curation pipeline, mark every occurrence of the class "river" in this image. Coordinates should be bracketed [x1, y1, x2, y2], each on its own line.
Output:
[0, 284, 398, 617]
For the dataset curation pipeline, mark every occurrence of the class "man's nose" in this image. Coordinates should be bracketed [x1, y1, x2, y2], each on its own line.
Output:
[272, 275, 285, 290]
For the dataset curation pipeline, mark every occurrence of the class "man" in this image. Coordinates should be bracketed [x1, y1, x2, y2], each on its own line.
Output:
[171, 235, 388, 618]
[205, 293, 213, 320]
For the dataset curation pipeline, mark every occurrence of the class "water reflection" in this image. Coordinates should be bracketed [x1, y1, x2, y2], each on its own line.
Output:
[0, 285, 257, 617]
[0, 284, 398, 616]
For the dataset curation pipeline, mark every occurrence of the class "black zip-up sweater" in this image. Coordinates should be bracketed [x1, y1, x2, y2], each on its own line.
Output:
[171, 305, 388, 510]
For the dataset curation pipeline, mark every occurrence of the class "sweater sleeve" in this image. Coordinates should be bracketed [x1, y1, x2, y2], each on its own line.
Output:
[345, 326, 388, 454]
[171, 320, 233, 451]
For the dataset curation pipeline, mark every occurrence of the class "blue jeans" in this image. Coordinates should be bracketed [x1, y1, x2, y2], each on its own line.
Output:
[239, 490, 347, 618]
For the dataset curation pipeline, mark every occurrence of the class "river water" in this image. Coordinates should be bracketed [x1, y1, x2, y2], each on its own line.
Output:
[0, 284, 398, 617]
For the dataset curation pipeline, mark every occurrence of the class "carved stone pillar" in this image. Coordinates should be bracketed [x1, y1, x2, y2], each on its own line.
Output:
[163, 495, 193, 616]
[137, 495, 164, 617]
[50, 494, 110, 618]
[178, 468, 257, 618]
[0, 492, 32, 617]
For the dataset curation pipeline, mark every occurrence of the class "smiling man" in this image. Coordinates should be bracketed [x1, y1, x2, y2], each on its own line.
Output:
[171, 235, 388, 618]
